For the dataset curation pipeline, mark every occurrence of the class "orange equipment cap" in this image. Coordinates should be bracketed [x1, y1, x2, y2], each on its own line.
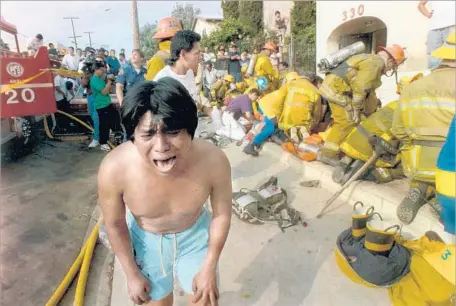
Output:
[263, 41, 277, 53]
[377, 44, 406, 66]
[153, 17, 183, 39]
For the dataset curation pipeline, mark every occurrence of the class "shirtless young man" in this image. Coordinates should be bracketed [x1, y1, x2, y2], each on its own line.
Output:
[98, 77, 232, 306]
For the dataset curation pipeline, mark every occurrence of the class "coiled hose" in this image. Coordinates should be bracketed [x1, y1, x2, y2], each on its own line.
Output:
[43, 110, 115, 149]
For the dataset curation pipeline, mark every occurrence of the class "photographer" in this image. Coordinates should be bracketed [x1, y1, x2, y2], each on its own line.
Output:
[90, 61, 122, 152]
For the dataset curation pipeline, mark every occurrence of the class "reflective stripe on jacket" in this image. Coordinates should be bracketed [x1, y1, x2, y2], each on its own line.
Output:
[392, 68, 456, 182]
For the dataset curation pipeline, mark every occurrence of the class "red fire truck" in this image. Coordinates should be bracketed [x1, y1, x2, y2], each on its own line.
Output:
[1, 16, 58, 160]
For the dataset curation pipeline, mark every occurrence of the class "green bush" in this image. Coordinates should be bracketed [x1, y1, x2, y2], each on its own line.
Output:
[221, 1, 239, 20]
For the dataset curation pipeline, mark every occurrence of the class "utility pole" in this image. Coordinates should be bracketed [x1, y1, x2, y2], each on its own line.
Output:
[132, 0, 140, 49]
[63, 16, 80, 49]
[84, 31, 94, 47]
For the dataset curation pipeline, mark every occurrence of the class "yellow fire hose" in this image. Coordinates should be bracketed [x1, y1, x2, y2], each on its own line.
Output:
[43, 109, 115, 149]
[45, 219, 102, 306]
[43, 109, 118, 305]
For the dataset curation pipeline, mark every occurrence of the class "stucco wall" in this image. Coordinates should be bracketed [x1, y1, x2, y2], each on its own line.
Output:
[316, 1, 432, 103]
[193, 19, 220, 37]
[262, 1, 294, 34]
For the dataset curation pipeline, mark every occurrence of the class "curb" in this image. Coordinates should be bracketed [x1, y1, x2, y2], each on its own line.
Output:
[258, 142, 449, 241]
[81, 204, 115, 306]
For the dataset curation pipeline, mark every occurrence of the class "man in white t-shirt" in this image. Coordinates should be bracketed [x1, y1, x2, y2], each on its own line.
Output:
[418, 0, 456, 69]
[62, 47, 80, 71]
[153, 30, 201, 103]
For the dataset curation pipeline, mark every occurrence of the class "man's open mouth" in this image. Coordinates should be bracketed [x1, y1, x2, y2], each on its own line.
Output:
[153, 157, 177, 172]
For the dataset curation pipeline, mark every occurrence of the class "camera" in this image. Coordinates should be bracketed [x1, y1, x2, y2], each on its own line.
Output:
[81, 54, 97, 76]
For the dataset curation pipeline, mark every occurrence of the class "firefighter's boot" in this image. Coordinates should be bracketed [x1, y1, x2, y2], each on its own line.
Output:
[397, 182, 430, 225]
[243, 142, 259, 157]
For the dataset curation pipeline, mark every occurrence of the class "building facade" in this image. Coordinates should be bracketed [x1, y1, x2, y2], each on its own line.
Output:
[192, 15, 223, 37]
[316, 0, 432, 104]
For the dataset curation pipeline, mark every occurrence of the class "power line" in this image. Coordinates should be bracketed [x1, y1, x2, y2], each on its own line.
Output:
[63, 16, 80, 49]
[83, 31, 95, 47]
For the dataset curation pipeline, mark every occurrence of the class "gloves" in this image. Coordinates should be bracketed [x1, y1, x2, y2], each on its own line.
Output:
[353, 108, 361, 123]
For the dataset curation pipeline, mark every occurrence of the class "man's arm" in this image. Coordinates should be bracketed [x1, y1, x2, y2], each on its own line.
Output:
[98, 156, 141, 279]
[204, 149, 232, 269]
[54, 76, 66, 96]
[418, 0, 433, 18]
[115, 69, 126, 105]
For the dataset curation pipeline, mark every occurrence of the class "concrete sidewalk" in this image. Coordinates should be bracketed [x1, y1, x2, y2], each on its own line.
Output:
[110, 141, 450, 306]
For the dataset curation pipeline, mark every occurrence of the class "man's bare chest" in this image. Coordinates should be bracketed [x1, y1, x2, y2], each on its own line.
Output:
[124, 175, 211, 217]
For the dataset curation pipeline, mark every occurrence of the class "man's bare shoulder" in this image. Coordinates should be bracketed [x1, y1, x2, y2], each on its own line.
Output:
[193, 139, 230, 171]
[98, 142, 136, 183]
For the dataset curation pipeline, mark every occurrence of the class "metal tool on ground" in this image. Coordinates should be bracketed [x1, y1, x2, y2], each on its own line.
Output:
[316, 136, 399, 218]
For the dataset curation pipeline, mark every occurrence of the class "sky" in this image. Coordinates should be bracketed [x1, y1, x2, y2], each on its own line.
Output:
[1, 1, 222, 54]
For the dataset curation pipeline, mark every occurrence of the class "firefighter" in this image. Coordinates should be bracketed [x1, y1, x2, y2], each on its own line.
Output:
[334, 73, 424, 186]
[318, 44, 406, 166]
[210, 74, 235, 107]
[145, 17, 183, 81]
[243, 72, 321, 156]
[278, 72, 322, 141]
[224, 82, 247, 106]
[245, 41, 280, 94]
[393, 30, 455, 225]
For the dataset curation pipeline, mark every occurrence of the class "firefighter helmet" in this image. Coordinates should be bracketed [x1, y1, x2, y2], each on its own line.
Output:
[432, 30, 455, 60]
[153, 17, 183, 39]
[285, 72, 300, 83]
[256, 76, 269, 91]
[263, 41, 277, 53]
[377, 44, 406, 66]
[224, 74, 235, 83]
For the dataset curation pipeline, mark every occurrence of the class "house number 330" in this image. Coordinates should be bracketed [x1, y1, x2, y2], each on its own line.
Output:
[342, 4, 365, 21]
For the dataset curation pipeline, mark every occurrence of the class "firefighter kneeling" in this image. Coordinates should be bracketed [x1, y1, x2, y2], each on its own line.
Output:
[243, 72, 321, 157]
[333, 74, 424, 186]
[210, 74, 235, 107]
[392, 30, 456, 225]
[319, 44, 406, 166]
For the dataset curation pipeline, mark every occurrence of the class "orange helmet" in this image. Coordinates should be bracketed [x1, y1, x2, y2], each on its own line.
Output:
[377, 44, 406, 66]
[263, 41, 277, 53]
[153, 17, 183, 39]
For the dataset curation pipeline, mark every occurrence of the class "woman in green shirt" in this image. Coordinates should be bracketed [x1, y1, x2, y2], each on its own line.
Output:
[90, 61, 122, 151]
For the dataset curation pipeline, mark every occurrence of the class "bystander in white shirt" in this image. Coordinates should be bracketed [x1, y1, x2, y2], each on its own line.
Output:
[153, 65, 198, 103]
[62, 53, 80, 71]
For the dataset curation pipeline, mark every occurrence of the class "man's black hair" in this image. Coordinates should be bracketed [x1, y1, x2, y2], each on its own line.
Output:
[248, 88, 260, 96]
[121, 77, 198, 141]
[36, 34, 43, 40]
[275, 11, 281, 15]
[49, 43, 54, 47]
[68, 46, 74, 51]
[169, 30, 201, 65]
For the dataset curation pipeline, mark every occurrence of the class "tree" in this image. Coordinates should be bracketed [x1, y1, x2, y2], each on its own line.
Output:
[0, 38, 10, 50]
[139, 22, 158, 60]
[171, 3, 201, 30]
[238, 1, 263, 36]
[221, 1, 239, 20]
[291, 1, 316, 43]
[290, 1, 316, 72]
